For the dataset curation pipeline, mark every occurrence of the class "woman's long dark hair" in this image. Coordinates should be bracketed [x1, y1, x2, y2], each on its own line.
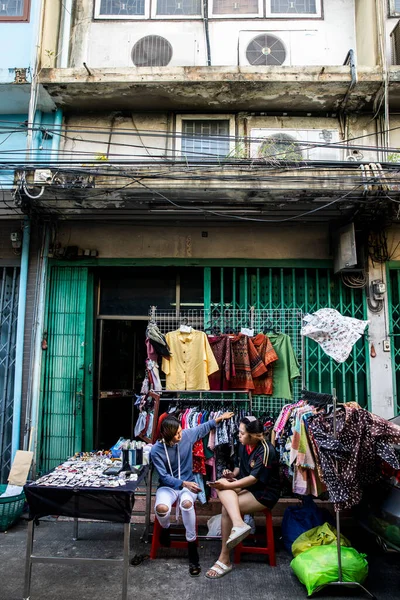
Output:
[160, 416, 180, 443]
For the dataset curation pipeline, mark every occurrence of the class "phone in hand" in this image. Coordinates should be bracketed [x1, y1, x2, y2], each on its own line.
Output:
[206, 481, 216, 486]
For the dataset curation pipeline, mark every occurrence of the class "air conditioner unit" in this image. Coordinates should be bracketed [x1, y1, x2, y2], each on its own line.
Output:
[88, 28, 199, 67]
[250, 128, 341, 162]
[238, 30, 320, 67]
[391, 21, 400, 65]
[131, 33, 199, 67]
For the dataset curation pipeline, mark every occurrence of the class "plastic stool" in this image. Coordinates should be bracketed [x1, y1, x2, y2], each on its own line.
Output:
[233, 509, 276, 566]
[150, 504, 198, 559]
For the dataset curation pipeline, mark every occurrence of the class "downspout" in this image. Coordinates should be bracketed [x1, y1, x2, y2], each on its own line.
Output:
[51, 108, 63, 160]
[203, 0, 212, 66]
[339, 49, 357, 114]
[11, 218, 30, 461]
[23, 227, 50, 472]
[60, 0, 73, 69]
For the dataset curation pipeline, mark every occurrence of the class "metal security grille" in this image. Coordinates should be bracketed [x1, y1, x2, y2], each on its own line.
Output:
[99, 0, 145, 15]
[388, 269, 400, 415]
[0, 1, 24, 16]
[131, 36, 173, 67]
[157, 0, 201, 14]
[0, 267, 19, 482]
[205, 266, 369, 409]
[181, 120, 230, 161]
[149, 306, 303, 415]
[271, 0, 316, 13]
[246, 35, 287, 66]
[212, 0, 259, 14]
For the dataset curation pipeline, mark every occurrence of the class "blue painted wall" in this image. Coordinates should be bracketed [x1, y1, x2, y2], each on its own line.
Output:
[0, 0, 41, 72]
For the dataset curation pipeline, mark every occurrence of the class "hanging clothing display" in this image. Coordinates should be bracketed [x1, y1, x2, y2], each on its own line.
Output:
[208, 335, 235, 391]
[146, 322, 171, 358]
[301, 308, 369, 363]
[230, 334, 267, 391]
[161, 329, 218, 391]
[268, 333, 300, 400]
[307, 403, 400, 509]
[251, 333, 279, 395]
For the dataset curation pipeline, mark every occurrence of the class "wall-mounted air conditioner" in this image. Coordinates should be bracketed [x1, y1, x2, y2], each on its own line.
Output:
[131, 33, 199, 67]
[88, 29, 199, 67]
[238, 30, 320, 67]
[250, 128, 341, 162]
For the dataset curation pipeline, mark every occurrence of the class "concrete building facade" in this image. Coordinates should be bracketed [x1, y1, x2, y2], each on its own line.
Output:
[2, 0, 400, 476]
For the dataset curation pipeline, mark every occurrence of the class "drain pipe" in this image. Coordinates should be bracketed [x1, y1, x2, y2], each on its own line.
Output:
[23, 227, 50, 470]
[60, 0, 73, 68]
[11, 218, 30, 461]
[203, 0, 212, 66]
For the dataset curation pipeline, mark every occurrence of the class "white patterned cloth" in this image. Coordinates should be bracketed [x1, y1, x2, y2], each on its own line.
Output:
[301, 308, 369, 363]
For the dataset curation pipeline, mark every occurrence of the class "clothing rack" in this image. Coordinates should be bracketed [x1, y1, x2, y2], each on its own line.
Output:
[309, 388, 375, 599]
[149, 306, 304, 416]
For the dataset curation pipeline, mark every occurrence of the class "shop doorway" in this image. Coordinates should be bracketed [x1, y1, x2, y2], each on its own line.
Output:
[95, 319, 147, 448]
[94, 266, 205, 449]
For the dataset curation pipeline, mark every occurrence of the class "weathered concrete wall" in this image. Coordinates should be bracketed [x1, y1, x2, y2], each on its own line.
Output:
[54, 223, 330, 259]
[60, 112, 381, 162]
[0, 221, 22, 264]
[68, 0, 355, 68]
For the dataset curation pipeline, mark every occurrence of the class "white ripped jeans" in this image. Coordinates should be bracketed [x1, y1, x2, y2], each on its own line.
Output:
[155, 486, 197, 542]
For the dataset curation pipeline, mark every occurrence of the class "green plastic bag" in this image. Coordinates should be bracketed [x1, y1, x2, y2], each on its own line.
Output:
[292, 522, 351, 557]
[291, 545, 369, 597]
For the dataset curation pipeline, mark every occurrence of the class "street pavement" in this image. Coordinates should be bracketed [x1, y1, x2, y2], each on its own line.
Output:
[1, 518, 399, 600]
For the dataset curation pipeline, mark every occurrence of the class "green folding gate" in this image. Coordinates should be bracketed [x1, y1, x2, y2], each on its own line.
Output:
[0, 267, 19, 482]
[388, 266, 400, 416]
[205, 265, 369, 409]
[38, 267, 92, 473]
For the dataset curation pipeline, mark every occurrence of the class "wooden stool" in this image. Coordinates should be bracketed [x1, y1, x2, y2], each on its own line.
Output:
[233, 509, 276, 566]
[150, 503, 198, 559]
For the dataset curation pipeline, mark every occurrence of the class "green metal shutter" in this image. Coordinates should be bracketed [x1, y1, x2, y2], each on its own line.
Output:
[388, 267, 400, 415]
[38, 267, 89, 473]
[205, 266, 369, 410]
[0, 267, 19, 482]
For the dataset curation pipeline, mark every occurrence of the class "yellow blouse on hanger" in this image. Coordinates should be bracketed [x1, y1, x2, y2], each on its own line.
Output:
[161, 329, 219, 390]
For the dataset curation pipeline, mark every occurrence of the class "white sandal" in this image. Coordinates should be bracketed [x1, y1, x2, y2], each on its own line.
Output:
[205, 560, 233, 579]
[226, 523, 252, 551]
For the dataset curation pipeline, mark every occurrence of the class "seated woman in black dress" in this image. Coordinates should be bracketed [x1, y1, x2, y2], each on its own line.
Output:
[206, 416, 280, 579]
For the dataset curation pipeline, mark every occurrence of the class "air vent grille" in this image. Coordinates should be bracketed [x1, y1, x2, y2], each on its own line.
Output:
[131, 35, 173, 67]
[246, 34, 286, 66]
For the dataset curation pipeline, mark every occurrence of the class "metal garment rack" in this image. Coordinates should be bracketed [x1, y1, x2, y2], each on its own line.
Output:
[149, 305, 304, 414]
[310, 388, 375, 599]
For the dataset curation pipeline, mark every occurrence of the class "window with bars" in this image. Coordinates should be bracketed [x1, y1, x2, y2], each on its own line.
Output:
[270, 0, 318, 15]
[212, 0, 260, 15]
[0, 0, 29, 20]
[181, 120, 231, 161]
[156, 0, 201, 15]
[96, 0, 146, 17]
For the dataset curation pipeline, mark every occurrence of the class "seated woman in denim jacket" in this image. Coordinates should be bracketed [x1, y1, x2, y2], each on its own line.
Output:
[150, 411, 233, 577]
[206, 416, 280, 579]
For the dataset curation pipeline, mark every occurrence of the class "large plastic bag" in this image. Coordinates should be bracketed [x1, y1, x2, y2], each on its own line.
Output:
[282, 497, 334, 553]
[292, 522, 351, 557]
[207, 514, 222, 537]
[291, 545, 368, 596]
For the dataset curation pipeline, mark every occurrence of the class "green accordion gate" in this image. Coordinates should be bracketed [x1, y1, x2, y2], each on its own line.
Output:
[388, 266, 400, 416]
[204, 265, 370, 411]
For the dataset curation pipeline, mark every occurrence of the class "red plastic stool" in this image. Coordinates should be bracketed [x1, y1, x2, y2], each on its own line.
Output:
[150, 503, 198, 559]
[233, 509, 276, 566]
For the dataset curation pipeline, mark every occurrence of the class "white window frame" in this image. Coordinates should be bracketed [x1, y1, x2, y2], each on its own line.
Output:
[266, 0, 322, 18]
[151, 0, 203, 19]
[209, 0, 263, 20]
[389, 0, 400, 17]
[175, 115, 236, 160]
[94, 0, 150, 20]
